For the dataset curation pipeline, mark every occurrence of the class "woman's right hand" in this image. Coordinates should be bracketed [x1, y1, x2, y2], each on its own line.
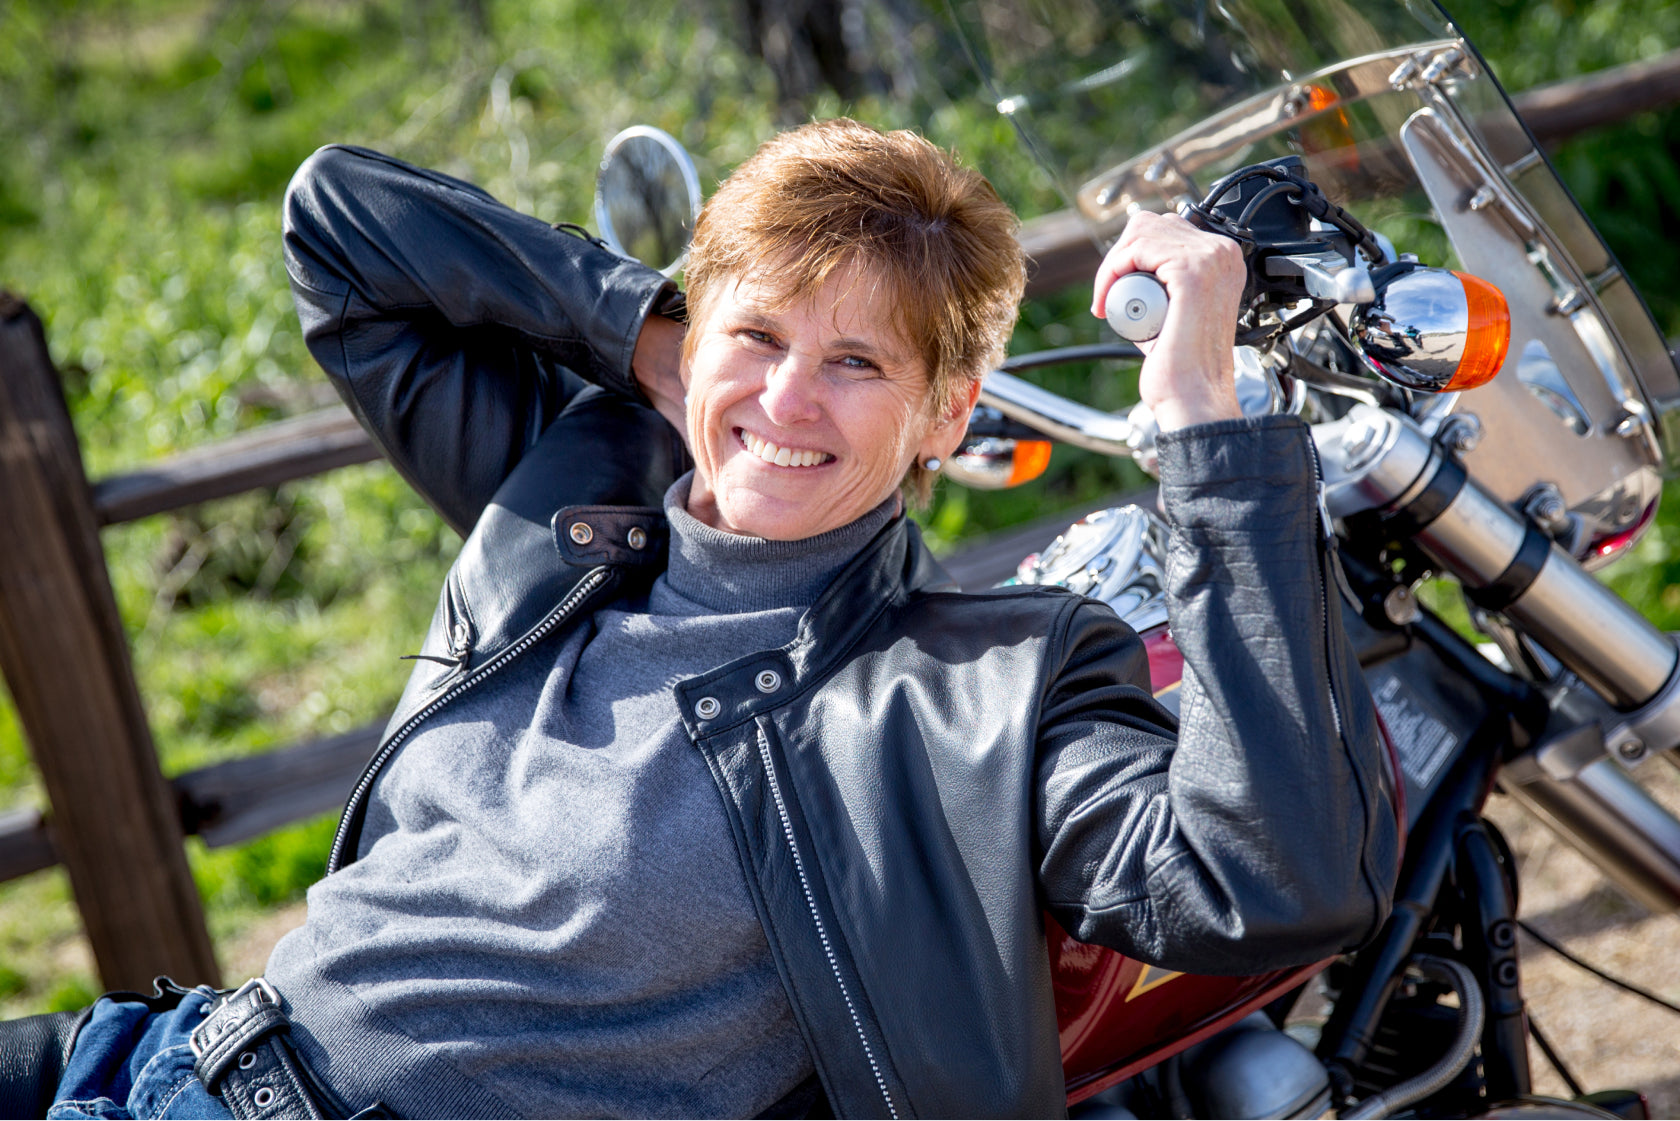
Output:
[632, 312, 690, 444]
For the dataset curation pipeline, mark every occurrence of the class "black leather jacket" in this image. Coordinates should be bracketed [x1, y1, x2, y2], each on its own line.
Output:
[283, 144, 1398, 1119]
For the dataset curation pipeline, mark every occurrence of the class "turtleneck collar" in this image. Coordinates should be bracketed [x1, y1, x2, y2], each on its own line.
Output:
[659, 472, 898, 614]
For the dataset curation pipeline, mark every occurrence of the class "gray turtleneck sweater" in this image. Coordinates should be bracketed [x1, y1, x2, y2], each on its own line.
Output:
[264, 476, 895, 1119]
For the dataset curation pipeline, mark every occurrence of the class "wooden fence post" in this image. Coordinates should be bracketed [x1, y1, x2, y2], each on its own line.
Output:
[0, 294, 218, 991]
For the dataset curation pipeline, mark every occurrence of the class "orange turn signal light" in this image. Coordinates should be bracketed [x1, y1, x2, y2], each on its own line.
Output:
[1007, 440, 1053, 486]
[1305, 84, 1339, 113]
[943, 437, 1054, 490]
[1352, 264, 1514, 394]
[1445, 271, 1511, 392]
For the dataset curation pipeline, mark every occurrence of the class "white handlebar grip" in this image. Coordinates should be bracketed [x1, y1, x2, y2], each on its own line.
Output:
[1104, 271, 1168, 343]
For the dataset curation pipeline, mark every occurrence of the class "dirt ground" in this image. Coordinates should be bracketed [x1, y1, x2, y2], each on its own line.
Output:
[1483, 783, 1680, 1116]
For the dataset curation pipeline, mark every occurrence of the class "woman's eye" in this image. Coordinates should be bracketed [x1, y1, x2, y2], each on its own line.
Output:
[741, 329, 776, 346]
[837, 355, 878, 373]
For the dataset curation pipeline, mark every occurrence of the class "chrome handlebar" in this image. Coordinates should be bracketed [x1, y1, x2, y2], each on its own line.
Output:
[976, 369, 1135, 457]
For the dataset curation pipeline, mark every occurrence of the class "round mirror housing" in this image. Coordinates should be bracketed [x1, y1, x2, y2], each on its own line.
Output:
[594, 125, 702, 276]
[1349, 263, 1510, 393]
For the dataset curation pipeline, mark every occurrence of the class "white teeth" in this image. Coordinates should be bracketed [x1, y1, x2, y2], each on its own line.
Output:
[738, 430, 830, 468]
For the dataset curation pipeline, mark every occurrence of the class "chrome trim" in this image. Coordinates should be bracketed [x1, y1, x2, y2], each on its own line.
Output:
[1607, 646, 1680, 763]
[977, 369, 1133, 456]
[1415, 466, 1528, 591]
[1502, 749, 1680, 912]
[944, 437, 1021, 490]
[1315, 409, 1427, 519]
[1351, 268, 1474, 393]
[1015, 506, 1169, 634]
[593, 125, 702, 278]
[1264, 251, 1374, 304]
[978, 350, 1286, 477]
[1318, 407, 1677, 709]
[1515, 559, 1677, 707]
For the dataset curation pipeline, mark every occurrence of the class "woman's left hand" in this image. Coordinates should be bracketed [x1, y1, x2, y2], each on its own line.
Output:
[1091, 212, 1247, 433]
[632, 311, 691, 443]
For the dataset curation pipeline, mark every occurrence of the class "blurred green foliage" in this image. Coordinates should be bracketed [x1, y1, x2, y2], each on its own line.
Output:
[0, 0, 1673, 1010]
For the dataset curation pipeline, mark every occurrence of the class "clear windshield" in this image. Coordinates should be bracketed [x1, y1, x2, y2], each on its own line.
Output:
[949, 0, 1680, 517]
[949, 0, 1450, 223]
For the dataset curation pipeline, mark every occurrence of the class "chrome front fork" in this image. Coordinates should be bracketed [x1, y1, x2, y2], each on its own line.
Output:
[1318, 405, 1680, 910]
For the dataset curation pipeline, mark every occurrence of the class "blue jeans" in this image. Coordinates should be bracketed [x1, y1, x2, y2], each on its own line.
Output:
[46, 986, 232, 1120]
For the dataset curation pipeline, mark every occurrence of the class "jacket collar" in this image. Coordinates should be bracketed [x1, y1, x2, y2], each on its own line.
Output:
[666, 511, 959, 740]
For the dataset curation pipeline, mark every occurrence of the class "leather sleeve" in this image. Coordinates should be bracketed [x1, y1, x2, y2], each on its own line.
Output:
[281, 144, 680, 535]
[1035, 414, 1398, 975]
[0, 1007, 85, 1118]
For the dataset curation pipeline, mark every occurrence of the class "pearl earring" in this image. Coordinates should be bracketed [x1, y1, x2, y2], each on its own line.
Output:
[923, 456, 943, 472]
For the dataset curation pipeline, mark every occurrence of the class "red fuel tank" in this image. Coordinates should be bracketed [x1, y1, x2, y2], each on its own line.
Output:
[1054, 625, 1399, 1104]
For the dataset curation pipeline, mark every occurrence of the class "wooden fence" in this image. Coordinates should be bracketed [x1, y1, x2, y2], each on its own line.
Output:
[0, 53, 1673, 992]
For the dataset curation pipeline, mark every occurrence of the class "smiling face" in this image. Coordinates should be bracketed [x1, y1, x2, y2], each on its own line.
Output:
[683, 266, 977, 541]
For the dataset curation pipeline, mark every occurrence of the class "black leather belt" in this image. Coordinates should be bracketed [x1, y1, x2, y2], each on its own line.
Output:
[190, 978, 386, 1120]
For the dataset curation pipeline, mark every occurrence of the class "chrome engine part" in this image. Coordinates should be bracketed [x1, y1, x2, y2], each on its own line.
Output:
[1014, 505, 1169, 634]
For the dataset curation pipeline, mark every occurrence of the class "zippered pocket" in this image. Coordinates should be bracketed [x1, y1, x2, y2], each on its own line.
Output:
[401, 572, 477, 690]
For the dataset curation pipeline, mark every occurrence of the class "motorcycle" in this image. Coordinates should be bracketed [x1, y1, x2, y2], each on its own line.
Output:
[594, 1, 1680, 1114]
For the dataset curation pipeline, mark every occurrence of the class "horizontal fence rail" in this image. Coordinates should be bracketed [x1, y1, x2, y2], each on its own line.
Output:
[91, 408, 383, 527]
[0, 726, 383, 882]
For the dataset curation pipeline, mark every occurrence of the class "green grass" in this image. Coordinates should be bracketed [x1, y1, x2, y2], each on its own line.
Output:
[0, 0, 1674, 1010]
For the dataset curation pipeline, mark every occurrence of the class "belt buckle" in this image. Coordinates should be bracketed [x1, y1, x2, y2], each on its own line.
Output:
[189, 976, 280, 1058]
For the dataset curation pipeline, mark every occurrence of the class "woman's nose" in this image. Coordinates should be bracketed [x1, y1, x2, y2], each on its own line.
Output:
[759, 358, 821, 426]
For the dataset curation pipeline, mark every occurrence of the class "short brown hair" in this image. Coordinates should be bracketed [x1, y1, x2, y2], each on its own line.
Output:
[683, 118, 1025, 502]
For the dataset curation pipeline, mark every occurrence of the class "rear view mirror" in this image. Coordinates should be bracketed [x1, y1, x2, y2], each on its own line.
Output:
[593, 125, 702, 277]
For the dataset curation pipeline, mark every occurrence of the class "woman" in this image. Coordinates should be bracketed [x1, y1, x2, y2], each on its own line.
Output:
[37, 120, 1394, 1119]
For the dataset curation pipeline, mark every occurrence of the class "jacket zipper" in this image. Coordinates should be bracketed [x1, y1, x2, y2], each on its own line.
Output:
[1306, 437, 1345, 744]
[754, 724, 898, 1119]
[326, 567, 618, 872]
[1307, 436, 1392, 920]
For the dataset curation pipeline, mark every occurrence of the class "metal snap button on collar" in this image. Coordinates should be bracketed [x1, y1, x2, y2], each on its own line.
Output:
[627, 526, 648, 550]
[696, 696, 721, 719]
[755, 670, 782, 694]
[569, 522, 594, 545]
